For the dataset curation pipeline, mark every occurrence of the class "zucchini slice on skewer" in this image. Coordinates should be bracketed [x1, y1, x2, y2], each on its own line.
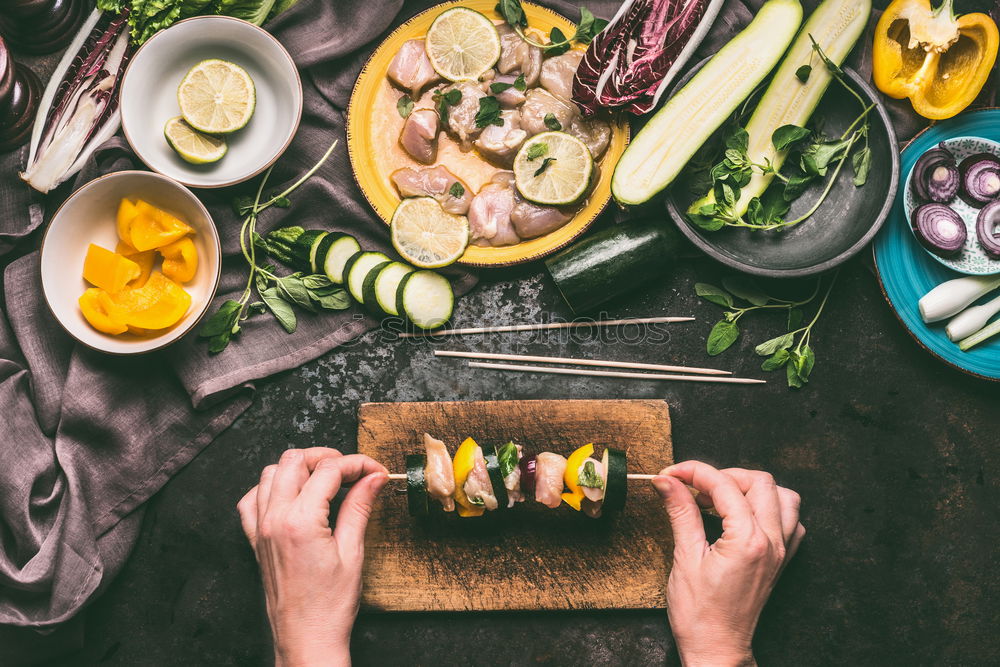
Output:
[601, 447, 627, 515]
[484, 447, 509, 510]
[406, 454, 429, 517]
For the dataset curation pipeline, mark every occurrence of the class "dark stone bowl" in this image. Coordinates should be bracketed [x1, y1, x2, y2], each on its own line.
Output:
[664, 64, 899, 278]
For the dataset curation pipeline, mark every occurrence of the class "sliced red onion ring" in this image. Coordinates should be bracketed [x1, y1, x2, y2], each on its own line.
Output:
[912, 144, 959, 204]
[912, 203, 967, 257]
[959, 152, 1000, 207]
[976, 200, 1000, 258]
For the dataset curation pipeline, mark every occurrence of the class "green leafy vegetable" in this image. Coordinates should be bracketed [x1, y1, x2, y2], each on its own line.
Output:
[578, 460, 605, 489]
[534, 157, 557, 177]
[795, 65, 812, 83]
[526, 142, 548, 161]
[490, 81, 513, 94]
[397, 94, 414, 119]
[497, 442, 519, 478]
[495, 1, 606, 55]
[449, 182, 465, 198]
[108, 0, 296, 45]
[475, 96, 504, 128]
[771, 125, 811, 152]
[199, 139, 349, 354]
[543, 113, 562, 131]
[513, 73, 527, 91]
[432, 88, 462, 125]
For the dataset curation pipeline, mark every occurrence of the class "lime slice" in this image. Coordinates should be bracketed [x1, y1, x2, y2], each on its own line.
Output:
[513, 131, 594, 205]
[391, 197, 470, 268]
[164, 116, 227, 164]
[424, 8, 501, 82]
[177, 59, 256, 134]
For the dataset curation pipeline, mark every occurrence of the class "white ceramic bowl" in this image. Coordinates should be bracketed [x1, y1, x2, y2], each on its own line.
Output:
[40, 171, 221, 354]
[119, 16, 302, 188]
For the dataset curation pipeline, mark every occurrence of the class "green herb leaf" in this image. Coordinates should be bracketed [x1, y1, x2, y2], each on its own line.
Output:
[772, 125, 811, 151]
[497, 442, 519, 478]
[513, 73, 526, 91]
[755, 332, 795, 356]
[695, 282, 734, 308]
[311, 288, 351, 311]
[725, 126, 749, 153]
[526, 142, 548, 161]
[691, 212, 726, 232]
[786, 351, 805, 388]
[545, 26, 571, 56]
[543, 113, 562, 131]
[787, 308, 804, 330]
[443, 89, 462, 105]
[261, 287, 297, 333]
[302, 274, 333, 290]
[449, 181, 466, 198]
[762, 348, 791, 371]
[783, 173, 815, 201]
[490, 81, 513, 94]
[707, 319, 740, 356]
[269, 194, 291, 208]
[797, 343, 816, 379]
[534, 157, 557, 177]
[277, 275, 317, 313]
[722, 277, 769, 306]
[247, 302, 267, 315]
[578, 460, 605, 489]
[199, 300, 242, 338]
[475, 96, 504, 128]
[852, 146, 871, 186]
[574, 7, 608, 44]
[232, 194, 254, 217]
[795, 65, 812, 83]
[495, 0, 527, 28]
[397, 94, 414, 118]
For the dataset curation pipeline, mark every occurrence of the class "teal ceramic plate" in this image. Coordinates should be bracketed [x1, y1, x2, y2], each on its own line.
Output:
[874, 109, 1000, 381]
[903, 135, 1000, 275]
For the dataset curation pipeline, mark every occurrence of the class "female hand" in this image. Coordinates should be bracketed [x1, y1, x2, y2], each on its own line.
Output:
[653, 461, 805, 667]
[237, 448, 389, 667]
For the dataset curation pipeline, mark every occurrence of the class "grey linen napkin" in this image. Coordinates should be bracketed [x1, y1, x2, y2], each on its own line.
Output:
[0, 0, 988, 647]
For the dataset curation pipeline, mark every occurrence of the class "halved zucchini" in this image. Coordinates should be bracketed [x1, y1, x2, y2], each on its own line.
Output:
[345, 251, 390, 303]
[396, 270, 454, 330]
[406, 454, 429, 517]
[484, 447, 509, 510]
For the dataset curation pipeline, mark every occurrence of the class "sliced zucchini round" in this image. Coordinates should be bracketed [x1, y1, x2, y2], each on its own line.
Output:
[484, 447, 509, 510]
[346, 251, 390, 303]
[296, 230, 327, 274]
[321, 234, 362, 284]
[396, 270, 454, 330]
[362, 261, 414, 316]
[406, 454, 429, 517]
[601, 447, 627, 514]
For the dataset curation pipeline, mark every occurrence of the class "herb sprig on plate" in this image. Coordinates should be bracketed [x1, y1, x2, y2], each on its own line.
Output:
[690, 38, 873, 232]
[695, 272, 839, 388]
[199, 139, 350, 354]
[495, 0, 607, 54]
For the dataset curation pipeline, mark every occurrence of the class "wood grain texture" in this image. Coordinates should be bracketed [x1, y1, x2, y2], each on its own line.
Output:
[357, 399, 674, 612]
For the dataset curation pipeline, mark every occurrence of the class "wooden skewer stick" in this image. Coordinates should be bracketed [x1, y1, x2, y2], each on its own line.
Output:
[398, 316, 694, 338]
[468, 361, 766, 385]
[435, 350, 731, 376]
[388, 472, 662, 481]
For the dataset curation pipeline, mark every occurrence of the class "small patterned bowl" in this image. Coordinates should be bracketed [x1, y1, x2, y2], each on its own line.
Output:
[903, 135, 1000, 275]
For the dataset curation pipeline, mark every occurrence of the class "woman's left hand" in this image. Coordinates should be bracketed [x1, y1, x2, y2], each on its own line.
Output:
[237, 447, 389, 667]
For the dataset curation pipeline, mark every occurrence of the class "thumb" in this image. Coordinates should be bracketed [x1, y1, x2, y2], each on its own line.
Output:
[334, 471, 389, 561]
[653, 473, 707, 557]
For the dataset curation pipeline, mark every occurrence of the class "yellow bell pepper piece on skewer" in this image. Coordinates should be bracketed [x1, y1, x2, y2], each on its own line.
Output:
[453, 437, 485, 517]
[561, 443, 594, 511]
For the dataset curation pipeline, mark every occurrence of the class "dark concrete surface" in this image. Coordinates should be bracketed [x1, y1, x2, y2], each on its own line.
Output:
[38, 254, 1000, 667]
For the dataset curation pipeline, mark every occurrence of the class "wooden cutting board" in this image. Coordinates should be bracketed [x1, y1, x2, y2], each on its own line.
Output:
[357, 399, 674, 612]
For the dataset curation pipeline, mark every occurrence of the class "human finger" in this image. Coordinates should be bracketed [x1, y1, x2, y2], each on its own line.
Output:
[267, 449, 310, 510]
[719, 468, 783, 543]
[256, 464, 278, 518]
[665, 461, 755, 539]
[334, 471, 390, 558]
[237, 485, 259, 549]
[776, 487, 802, 545]
[325, 453, 389, 485]
[652, 471, 706, 557]
[299, 447, 344, 471]
[787, 523, 806, 560]
[297, 456, 344, 513]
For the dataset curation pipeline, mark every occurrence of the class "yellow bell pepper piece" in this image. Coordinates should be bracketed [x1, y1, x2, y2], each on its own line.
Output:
[116, 242, 157, 288]
[116, 198, 140, 248]
[159, 236, 198, 283]
[452, 437, 485, 517]
[561, 443, 594, 511]
[83, 244, 141, 294]
[109, 271, 192, 330]
[79, 288, 128, 335]
[129, 200, 194, 251]
[873, 0, 999, 120]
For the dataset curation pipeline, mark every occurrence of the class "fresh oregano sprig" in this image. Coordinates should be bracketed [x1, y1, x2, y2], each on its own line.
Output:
[199, 139, 349, 354]
[494, 0, 607, 54]
[696, 272, 839, 388]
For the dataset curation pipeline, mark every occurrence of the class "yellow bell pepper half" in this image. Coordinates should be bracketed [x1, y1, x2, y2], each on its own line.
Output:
[129, 200, 195, 251]
[159, 236, 198, 283]
[452, 437, 485, 517]
[873, 0, 999, 120]
[82, 244, 140, 294]
[79, 288, 128, 335]
[561, 443, 594, 511]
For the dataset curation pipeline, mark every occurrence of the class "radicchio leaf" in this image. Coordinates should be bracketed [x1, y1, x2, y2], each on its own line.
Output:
[572, 0, 724, 115]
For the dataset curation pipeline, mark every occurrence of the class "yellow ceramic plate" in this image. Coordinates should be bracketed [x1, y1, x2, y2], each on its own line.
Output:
[346, 0, 628, 267]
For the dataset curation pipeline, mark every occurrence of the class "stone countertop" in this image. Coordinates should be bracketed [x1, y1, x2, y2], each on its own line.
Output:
[45, 255, 1000, 666]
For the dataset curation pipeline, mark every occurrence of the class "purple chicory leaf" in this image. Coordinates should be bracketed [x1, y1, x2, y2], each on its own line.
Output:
[21, 9, 132, 193]
[572, 0, 724, 116]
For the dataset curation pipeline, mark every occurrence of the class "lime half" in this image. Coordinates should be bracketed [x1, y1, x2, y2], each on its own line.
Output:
[424, 8, 501, 82]
[391, 197, 470, 268]
[177, 59, 256, 134]
[513, 131, 593, 205]
[164, 116, 227, 164]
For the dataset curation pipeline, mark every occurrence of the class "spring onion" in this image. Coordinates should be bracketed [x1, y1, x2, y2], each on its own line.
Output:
[918, 274, 1000, 323]
[958, 316, 1000, 351]
[947, 293, 1000, 341]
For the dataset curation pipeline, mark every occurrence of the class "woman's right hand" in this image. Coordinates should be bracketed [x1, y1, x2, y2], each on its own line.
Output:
[652, 461, 805, 667]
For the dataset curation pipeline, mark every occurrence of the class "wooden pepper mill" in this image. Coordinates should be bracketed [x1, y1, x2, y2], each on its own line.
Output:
[0, 0, 88, 55]
[0, 35, 41, 152]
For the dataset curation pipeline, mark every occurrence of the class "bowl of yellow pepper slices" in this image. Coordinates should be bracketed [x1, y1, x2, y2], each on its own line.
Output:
[40, 171, 221, 354]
